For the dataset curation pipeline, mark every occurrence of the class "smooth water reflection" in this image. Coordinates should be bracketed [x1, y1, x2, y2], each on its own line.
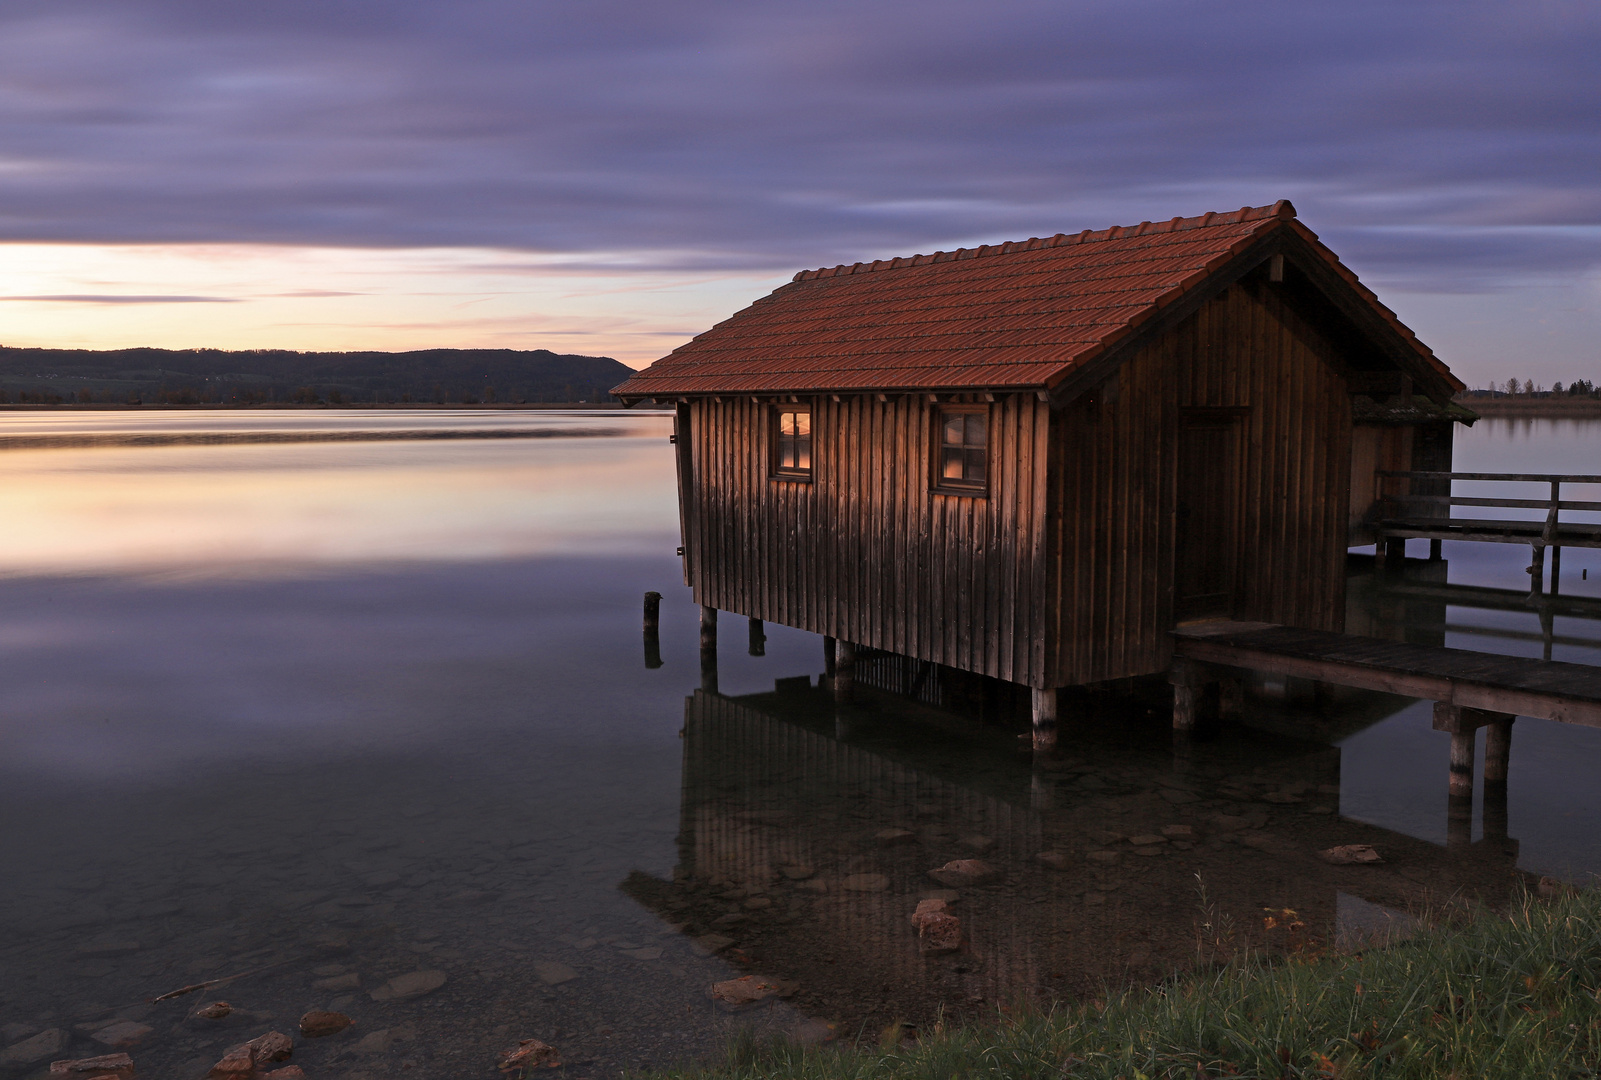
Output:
[0, 413, 1598, 1079]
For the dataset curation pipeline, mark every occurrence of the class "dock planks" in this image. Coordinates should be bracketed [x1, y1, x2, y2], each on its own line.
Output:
[1172, 620, 1601, 727]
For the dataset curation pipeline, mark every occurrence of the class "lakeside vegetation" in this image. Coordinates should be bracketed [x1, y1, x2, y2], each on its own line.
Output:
[653, 887, 1601, 1080]
[0, 345, 635, 405]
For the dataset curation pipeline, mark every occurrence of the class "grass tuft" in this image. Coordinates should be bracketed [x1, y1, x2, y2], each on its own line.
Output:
[641, 887, 1601, 1080]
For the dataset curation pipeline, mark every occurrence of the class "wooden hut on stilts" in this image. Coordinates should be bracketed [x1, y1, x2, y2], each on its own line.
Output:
[613, 201, 1468, 747]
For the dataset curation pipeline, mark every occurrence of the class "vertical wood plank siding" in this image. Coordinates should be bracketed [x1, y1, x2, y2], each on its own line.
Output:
[1047, 280, 1352, 685]
[685, 280, 1353, 691]
[687, 394, 1053, 687]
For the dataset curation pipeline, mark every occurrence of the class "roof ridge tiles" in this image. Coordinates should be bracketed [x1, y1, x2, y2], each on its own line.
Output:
[791, 201, 1294, 282]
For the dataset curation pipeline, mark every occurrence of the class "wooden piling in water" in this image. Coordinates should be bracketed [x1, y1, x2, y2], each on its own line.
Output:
[1484, 717, 1514, 785]
[1030, 687, 1057, 752]
[642, 591, 663, 669]
[822, 636, 837, 678]
[833, 639, 855, 705]
[748, 617, 765, 657]
[699, 606, 718, 694]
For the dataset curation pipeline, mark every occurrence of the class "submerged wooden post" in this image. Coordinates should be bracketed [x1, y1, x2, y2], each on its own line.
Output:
[1429, 538, 1443, 560]
[1030, 687, 1057, 753]
[642, 591, 663, 669]
[833, 639, 855, 705]
[1448, 730, 1475, 800]
[1483, 717, 1514, 786]
[748, 617, 766, 657]
[1169, 659, 1207, 732]
[1529, 543, 1546, 597]
[822, 635, 837, 678]
[699, 606, 718, 694]
[1483, 716, 1515, 848]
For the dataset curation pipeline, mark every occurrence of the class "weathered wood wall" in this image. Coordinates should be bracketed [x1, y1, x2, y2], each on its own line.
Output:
[1046, 280, 1353, 685]
[683, 279, 1359, 691]
[683, 393, 1052, 687]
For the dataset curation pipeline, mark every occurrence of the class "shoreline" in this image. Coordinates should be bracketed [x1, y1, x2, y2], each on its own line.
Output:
[1458, 396, 1601, 417]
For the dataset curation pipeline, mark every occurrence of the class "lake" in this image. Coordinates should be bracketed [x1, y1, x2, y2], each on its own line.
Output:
[0, 410, 1598, 1079]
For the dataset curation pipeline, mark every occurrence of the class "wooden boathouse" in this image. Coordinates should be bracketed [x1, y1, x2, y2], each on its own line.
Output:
[613, 201, 1468, 742]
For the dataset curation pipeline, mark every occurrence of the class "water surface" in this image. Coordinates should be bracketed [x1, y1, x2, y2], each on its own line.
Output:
[0, 410, 1597, 1079]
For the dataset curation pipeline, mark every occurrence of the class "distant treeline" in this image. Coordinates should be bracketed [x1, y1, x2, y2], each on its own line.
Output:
[1460, 378, 1600, 398]
[0, 346, 637, 405]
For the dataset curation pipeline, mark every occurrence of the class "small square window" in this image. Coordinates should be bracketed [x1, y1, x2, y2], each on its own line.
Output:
[935, 408, 987, 492]
[773, 406, 812, 479]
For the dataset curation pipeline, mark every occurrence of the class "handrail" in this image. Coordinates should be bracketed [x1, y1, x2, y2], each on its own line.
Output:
[1378, 470, 1601, 484]
[1384, 493, 1601, 512]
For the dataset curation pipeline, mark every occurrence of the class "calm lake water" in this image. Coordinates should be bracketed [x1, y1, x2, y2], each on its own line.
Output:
[0, 409, 1598, 1079]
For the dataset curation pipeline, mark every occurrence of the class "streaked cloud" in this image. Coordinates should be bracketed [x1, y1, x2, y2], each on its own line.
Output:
[0, 0, 1595, 377]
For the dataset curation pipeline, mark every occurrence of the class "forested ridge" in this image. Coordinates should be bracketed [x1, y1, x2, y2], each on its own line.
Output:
[0, 346, 636, 404]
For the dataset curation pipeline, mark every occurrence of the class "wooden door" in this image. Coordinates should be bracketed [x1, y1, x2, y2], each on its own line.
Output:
[1174, 408, 1244, 620]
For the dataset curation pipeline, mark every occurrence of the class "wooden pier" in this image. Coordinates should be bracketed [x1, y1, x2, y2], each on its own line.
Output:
[1373, 471, 1601, 591]
[1171, 620, 1601, 839]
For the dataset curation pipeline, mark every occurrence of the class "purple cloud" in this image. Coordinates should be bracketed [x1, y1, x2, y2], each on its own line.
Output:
[0, 0, 1595, 290]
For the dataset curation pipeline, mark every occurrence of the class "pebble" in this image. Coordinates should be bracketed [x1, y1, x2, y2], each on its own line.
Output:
[1160, 825, 1194, 839]
[1035, 851, 1070, 870]
[50, 1052, 135, 1077]
[369, 969, 447, 1001]
[690, 934, 735, 955]
[742, 896, 773, 910]
[959, 834, 996, 854]
[499, 1038, 561, 1073]
[1085, 851, 1120, 864]
[779, 864, 815, 880]
[927, 860, 999, 887]
[189, 1001, 233, 1021]
[313, 972, 360, 990]
[0, 1028, 66, 1069]
[1128, 834, 1167, 846]
[90, 1021, 152, 1049]
[533, 961, 579, 985]
[841, 873, 890, 892]
[299, 1011, 354, 1038]
[875, 828, 917, 847]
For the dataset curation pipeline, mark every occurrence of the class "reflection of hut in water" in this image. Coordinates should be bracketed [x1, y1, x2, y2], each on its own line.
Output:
[623, 688, 1527, 1032]
[614, 202, 1470, 735]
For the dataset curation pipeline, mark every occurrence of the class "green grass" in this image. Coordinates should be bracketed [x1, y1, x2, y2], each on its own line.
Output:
[647, 887, 1601, 1080]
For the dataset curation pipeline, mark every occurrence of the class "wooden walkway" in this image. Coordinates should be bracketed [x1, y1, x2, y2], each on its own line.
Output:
[1170, 619, 1601, 805]
[1171, 620, 1601, 728]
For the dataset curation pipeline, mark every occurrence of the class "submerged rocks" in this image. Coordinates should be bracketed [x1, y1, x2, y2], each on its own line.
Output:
[89, 1021, 153, 1049]
[709, 975, 797, 1010]
[299, 1010, 354, 1038]
[1, 1028, 66, 1070]
[1034, 851, 1071, 870]
[369, 969, 447, 1001]
[49, 1053, 135, 1078]
[927, 859, 999, 887]
[532, 961, 578, 985]
[498, 1038, 561, 1074]
[910, 898, 963, 955]
[189, 1001, 233, 1021]
[1320, 844, 1382, 865]
[841, 873, 890, 893]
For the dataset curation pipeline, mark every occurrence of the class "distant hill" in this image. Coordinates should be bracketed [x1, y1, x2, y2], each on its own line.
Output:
[0, 346, 638, 405]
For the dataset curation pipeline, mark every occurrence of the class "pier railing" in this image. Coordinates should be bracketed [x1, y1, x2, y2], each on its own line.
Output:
[1374, 470, 1601, 593]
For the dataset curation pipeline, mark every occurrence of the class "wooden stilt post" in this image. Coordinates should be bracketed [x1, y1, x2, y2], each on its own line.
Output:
[699, 605, 718, 694]
[1031, 687, 1057, 753]
[833, 639, 855, 705]
[1169, 659, 1207, 732]
[822, 635, 837, 678]
[1429, 538, 1443, 560]
[1529, 543, 1546, 597]
[1483, 717, 1514, 786]
[642, 591, 663, 669]
[1483, 716, 1515, 849]
[1552, 546, 1562, 595]
[747, 617, 765, 657]
[1218, 674, 1245, 721]
[1448, 730, 1475, 800]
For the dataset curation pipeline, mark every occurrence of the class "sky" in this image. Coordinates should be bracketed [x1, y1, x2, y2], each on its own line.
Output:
[0, 1, 1598, 384]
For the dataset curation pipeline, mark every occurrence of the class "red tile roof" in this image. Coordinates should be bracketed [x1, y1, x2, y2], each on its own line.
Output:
[613, 201, 1458, 400]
